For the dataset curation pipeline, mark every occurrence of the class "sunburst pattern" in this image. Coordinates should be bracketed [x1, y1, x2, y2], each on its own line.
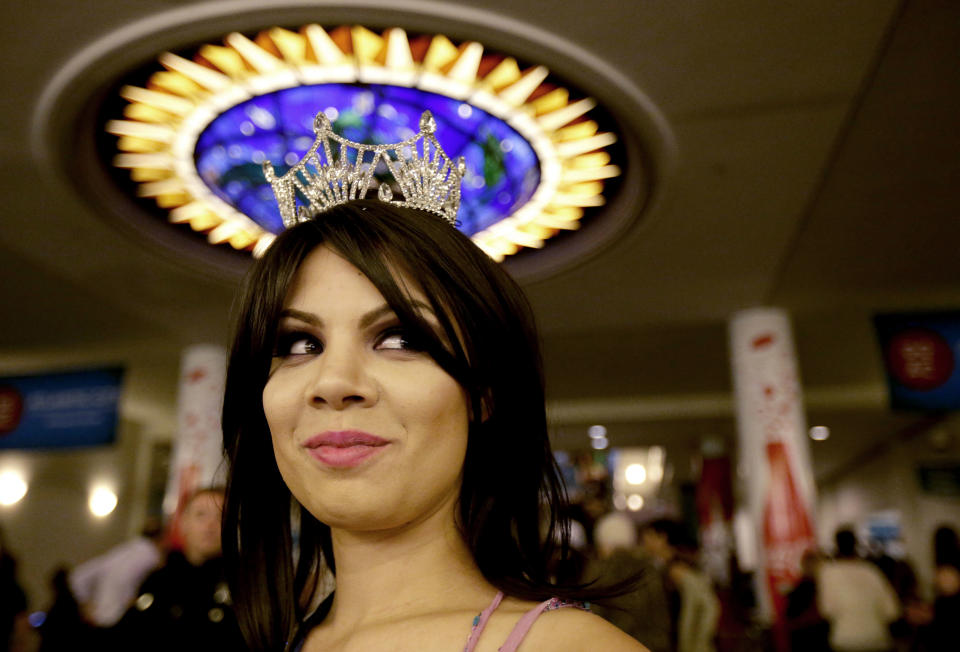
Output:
[107, 25, 622, 260]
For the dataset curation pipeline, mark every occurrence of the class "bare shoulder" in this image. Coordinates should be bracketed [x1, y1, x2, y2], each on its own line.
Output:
[520, 607, 649, 652]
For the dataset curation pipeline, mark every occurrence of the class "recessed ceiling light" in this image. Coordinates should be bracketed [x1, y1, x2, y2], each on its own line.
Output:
[588, 424, 607, 438]
[0, 471, 27, 506]
[89, 487, 118, 517]
[625, 463, 647, 485]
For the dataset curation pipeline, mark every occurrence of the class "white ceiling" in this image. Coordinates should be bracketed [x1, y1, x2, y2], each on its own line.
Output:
[2, 0, 958, 479]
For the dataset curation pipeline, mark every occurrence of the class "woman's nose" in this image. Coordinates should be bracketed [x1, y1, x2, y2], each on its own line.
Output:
[305, 344, 376, 409]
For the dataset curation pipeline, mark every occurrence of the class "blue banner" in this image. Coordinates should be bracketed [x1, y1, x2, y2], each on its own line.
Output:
[874, 312, 960, 410]
[0, 367, 124, 449]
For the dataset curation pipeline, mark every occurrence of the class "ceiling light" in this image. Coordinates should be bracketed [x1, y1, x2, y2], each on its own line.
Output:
[627, 494, 644, 511]
[108, 24, 625, 261]
[588, 424, 607, 439]
[0, 471, 27, 506]
[590, 436, 609, 450]
[809, 425, 830, 441]
[625, 463, 647, 485]
[89, 487, 118, 517]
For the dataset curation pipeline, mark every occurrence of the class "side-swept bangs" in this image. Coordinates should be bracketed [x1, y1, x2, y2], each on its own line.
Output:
[222, 199, 566, 651]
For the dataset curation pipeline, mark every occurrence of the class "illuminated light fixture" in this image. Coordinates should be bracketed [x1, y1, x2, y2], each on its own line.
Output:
[0, 470, 27, 506]
[590, 436, 609, 450]
[648, 446, 665, 482]
[89, 486, 118, 517]
[626, 494, 644, 511]
[588, 424, 607, 439]
[809, 425, 830, 441]
[625, 463, 647, 485]
[611, 447, 664, 501]
[107, 24, 622, 261]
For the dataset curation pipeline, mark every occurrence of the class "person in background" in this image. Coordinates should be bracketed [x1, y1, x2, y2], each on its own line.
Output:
[69, 517, 165, 630]
[586, 512, 671, 652]
[0, 527, 29, 652]
[867, 536, 927, 650]
[111, 487, 244, 652]
[546, 505, 590, 586]
[928, 525, 960, 651]
[641, 519, 720, 652]
[818, 528, 900, 652]
[784, 549, 829, 651]
[37, 567, 87, 652]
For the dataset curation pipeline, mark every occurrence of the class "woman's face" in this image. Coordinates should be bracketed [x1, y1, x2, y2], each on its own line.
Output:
[263, 245, 470, 532]
[180, 490, 224, 564]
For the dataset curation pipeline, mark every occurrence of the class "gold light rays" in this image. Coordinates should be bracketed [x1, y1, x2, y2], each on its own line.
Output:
[107, 25, 622, 261]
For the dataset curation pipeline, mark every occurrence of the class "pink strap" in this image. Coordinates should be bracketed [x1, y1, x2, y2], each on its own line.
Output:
[463, 592, 584, 652]
[497, 598, 557, 652]
[462, 591, 504, 652]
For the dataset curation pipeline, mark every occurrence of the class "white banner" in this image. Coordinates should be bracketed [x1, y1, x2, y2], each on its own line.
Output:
[164, 344, 228, 525]
[729, 308, 817, 622]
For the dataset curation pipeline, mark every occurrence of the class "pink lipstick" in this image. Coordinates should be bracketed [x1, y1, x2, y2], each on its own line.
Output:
[303, 430, 390, 468]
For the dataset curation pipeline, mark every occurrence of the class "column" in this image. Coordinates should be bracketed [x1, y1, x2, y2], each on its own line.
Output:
[164, 344, 228, 541]
[729, 308, 817, 625]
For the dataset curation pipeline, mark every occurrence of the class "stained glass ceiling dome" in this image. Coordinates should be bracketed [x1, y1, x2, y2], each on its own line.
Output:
[195, 84, 540, 236]
[107, 25, 623, 261]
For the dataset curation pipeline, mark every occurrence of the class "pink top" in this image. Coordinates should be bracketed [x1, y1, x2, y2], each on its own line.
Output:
[462, 591, 588, 652]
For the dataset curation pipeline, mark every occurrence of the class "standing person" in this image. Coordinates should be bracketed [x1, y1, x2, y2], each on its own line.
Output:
[928, 525, 960, 651]
[640, 519, 720, 652]
[784, 550, 829, 651]
[586, 512, 672, 652]
[221, 111, 648, 652]
[0, 528, 28, 652]
[111, 487, 244, 652]
[818, 528, 900, 652]
[37, 567, 87, 652]
[69, 518, 164, 629]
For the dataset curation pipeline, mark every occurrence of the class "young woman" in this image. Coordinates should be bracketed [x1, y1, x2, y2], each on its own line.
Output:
[222, 200, 647, 652]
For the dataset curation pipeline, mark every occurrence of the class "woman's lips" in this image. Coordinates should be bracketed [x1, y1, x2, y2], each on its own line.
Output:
[303, 430, 390, 468]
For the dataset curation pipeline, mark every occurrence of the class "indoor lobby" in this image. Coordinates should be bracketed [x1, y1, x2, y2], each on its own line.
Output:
[2, 1, 958, 651]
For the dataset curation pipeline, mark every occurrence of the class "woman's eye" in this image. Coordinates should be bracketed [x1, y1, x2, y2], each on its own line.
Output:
[276, 333, 321, 356]
[377, 328, 419, 351]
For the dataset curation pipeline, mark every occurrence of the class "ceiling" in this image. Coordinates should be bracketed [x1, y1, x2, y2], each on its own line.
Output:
[2, 0, 958, 481]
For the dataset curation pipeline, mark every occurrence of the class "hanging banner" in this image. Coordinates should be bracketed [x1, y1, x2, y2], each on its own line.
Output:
[0, 367, 124, 449]
[874, 311, 960, 410]
[696, 452, 735, 587]
[164, 345, 228, 544]
[729, 308, 817, 626]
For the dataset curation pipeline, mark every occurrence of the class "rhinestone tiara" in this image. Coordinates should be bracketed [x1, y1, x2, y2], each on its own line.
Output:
[262, 110, 465, 227]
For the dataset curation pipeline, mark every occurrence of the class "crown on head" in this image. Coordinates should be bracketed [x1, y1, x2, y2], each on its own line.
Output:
[262, 110, 465, 227]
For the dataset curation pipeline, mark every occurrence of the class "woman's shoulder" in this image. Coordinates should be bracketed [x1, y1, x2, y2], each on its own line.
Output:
[518, 604, 650, 652]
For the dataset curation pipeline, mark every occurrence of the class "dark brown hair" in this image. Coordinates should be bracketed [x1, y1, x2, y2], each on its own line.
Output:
[222, 200, 576, 651]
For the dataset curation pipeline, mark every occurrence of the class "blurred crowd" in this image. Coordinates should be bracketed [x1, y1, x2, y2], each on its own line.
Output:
[1, 487, 244, 652]
[560, 511, 960, 652]
[2, 483, 959, 652]
[781, 526, 960, 652]
[553, 452, 960, 652]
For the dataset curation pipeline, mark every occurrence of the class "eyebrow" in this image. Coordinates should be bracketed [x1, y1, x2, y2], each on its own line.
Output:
[279, 301, 436, 330]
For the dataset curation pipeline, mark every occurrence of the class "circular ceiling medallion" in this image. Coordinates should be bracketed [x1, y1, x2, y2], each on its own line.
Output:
[194, 83, 542, 237]
[106, 25, 624, 260]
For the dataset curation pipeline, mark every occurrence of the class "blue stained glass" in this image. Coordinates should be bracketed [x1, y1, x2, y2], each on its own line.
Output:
[194, 84, 541, 237]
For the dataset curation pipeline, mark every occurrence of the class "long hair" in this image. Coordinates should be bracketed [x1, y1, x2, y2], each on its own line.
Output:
[222, 200, 576, 651]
